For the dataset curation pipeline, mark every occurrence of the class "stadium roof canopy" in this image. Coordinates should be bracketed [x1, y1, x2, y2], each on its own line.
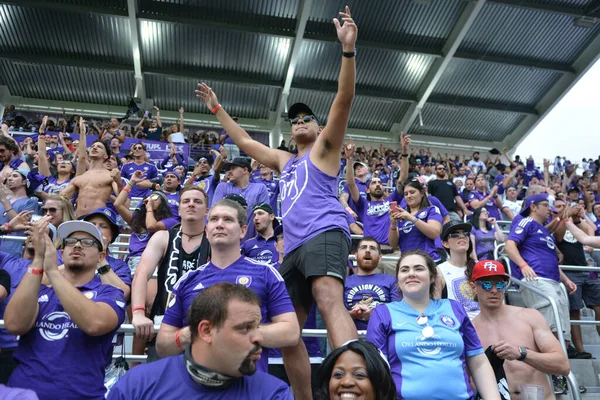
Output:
[0, 0, 599, 150]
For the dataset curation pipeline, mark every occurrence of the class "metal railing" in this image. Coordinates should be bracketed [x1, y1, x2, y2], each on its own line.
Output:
[510, 277, 581, 400]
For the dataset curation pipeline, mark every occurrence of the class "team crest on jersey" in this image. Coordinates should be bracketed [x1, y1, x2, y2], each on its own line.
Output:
[515, 227, 523, 235]
[418, 211, 427, 219]
[236, 276, 252, 287]
[440, 315, 456, 328]
[83, 291, 96, 300]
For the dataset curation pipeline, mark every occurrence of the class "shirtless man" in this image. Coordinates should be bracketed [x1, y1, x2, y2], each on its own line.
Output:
[61, 119, 118, 216]
[471, 260, 570, 399]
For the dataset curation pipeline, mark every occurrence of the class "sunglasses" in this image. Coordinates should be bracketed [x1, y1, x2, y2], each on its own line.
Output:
[41, 207, 58, 214]
[133, 146, 144, 150]
[479, 280, 508, 291]
[290, 115, 315, 125]
[63, 237, 100, 248]
[436, 167, 446, 171]
[447, 231, 470, 239]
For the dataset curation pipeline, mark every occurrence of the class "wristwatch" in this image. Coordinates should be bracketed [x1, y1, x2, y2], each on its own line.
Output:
[518, 346, 527, 361]
[97, 264, 111, 275]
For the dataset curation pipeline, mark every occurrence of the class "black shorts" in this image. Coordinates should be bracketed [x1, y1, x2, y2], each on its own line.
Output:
[280, 229, 350, 313]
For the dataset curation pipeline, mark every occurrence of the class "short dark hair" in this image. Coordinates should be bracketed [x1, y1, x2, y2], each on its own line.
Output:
[180, 185, 209, 206]
[357, 236, 381, 254]
[187, 283, 261, 342]
[91, 140, 112, 159]
[397, 249, 438, 298]
[210, 199, 248, 226]
[0, 136, 18, 155]
[316, 340, 397, 400]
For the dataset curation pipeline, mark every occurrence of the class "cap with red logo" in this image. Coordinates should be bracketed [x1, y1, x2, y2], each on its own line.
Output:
[470, 260, 510, 282]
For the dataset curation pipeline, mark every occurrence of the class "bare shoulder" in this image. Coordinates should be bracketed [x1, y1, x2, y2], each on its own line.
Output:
[276, 151, 295, 172]
[509, 305, 544, 327]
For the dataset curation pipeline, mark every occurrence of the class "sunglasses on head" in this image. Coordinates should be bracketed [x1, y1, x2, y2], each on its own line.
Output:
[290, 115, 315, 125]
[447, 231, 470, 239]
[479, 280, 508, 291]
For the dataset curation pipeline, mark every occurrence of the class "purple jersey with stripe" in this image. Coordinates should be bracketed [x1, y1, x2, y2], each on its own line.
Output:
[396, 206, 444, 261]
[241, 235, 278, 264]
[165, 191, 180, 217]
[162, 256, 294, 372]
[279, 151, 350, 255]
[468, 190, 501, 220]
[508, 216, 560, 281]
[367, 299, 483, 400]
[10, 276, 126, 400]
[344, 273, 401, 330]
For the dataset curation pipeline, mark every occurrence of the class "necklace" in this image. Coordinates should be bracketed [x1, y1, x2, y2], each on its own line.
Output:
[182, 232, 203, 241]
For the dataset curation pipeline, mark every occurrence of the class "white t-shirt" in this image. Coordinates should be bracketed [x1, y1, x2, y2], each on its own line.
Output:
[502, 199, 522, 219]
[169, 132, 186, 143]
[437, 261, 480, 320]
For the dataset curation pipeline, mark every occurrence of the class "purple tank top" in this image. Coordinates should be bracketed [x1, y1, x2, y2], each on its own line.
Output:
[279, 150, 350, 255]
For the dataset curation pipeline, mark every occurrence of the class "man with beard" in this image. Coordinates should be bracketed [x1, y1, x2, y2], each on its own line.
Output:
[241, 203, 278, 264]
[110, 283, 292, 399]
[468, 151, 486, 174]
[471, 260, 570, 400]
[340, 160, 369, 219]
[162, 170, 182, 218]
[344, 237, 400, 330]
[61, 119, 120, 217]
[5, 219, 126, 399]
[0, 135, 28, 183]
[155, 199, 298, 365]
[428, 162, 471, 218]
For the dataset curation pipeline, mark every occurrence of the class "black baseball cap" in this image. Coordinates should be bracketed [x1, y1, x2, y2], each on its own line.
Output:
[253, 202, 274, 214]
[224, 157, 252, 172]
[288, 103, 319, 124]
[224, 193, 248, 208]
[441, 220, 473, 241]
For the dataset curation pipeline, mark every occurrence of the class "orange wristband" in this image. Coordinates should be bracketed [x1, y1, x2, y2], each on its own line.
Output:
[132, 305, 145, 313]
[211, 104, 222, 114]
[122, 186, 131, 194]
[175, 329, 184, 350]
[519, 263, 529, 269]
[28, 267, 43, 275]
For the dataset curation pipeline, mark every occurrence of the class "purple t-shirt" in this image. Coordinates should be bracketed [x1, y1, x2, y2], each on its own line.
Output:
[508, 216, 560, 281]
[120, 162, 158, 199]
[473, 227, 496, 260]
[192, 174, 219, 204]
[165, 190, 180, 217]
[252, 176, 280, 216]
[523, 167, 543, 186]
[107, 354, 292, 400]
[342, 178, 368, 217]
[355, 197, 391, 245]
[127, 216, 180, 258]
[400, 195, 448, 250]
[367, 299, 483, 400]
[468, 190, 501, 220]
[212, 181, 269, 242]
[396, 205, 444, 261]
[279, 151, 350, 255]
[0, 385, 38, 400]
[9, 276, 126, 400]
[0, 252, 30, 348]
[162, 256, 294, 372]
[344, 273, 401, 330]
[241, 235, 278, 264]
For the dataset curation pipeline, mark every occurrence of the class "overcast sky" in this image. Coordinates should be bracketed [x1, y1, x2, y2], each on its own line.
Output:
[516, 57, 600, 163]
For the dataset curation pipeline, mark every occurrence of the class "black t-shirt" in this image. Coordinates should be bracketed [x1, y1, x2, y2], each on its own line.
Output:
[151, 226, 211, 318]
[557, 229, 587, 267]
[428, 179, 459, 212]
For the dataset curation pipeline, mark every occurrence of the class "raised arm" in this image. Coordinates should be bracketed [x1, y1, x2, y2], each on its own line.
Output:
[399, 132, 410, 184]
[153, 106, 162, 128]
[565, 219, 600, 247]
[75, 117, 88, 176]
[37, 117, 52, 177]
[344, 139, 360, 203]
[196, 84, 287, 172]
[178, 107, 184, 134]
[310, 7, 357, 174]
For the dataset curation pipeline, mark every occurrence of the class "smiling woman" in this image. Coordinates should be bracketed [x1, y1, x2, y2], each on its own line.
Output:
[366, 250, 501, 400]
[315, 339, 396, 400]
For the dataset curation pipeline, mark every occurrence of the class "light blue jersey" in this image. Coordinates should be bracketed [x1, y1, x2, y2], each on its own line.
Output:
[367, 299, 483, 400]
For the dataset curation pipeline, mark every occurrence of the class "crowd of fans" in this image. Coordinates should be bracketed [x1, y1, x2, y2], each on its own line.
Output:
[1, 6, 600, 400]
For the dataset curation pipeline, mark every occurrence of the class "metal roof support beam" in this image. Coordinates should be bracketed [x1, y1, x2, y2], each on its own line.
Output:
[502, 29, 600, 151]
[272, 0, 314, 133]
[487, 0, 600, 18]
[397, 0, 487, 133]
[126, 0, 145, 101]
[0, 0, 128, 17]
